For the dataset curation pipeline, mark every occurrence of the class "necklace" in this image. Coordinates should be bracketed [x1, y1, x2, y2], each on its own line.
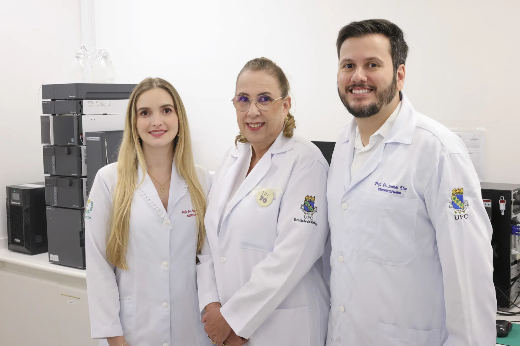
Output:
[148, 173, 171, 193]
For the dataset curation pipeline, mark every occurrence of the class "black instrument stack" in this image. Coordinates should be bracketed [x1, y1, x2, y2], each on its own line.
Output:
[40, 83, 135, 268]
[481, 183, 520, 308]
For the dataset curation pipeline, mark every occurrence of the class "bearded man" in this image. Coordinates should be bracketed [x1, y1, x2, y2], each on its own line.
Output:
[326, 19, 496, 346]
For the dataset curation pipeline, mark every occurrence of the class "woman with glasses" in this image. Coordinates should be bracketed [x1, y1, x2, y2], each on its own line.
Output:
[197, 58, 330, 346]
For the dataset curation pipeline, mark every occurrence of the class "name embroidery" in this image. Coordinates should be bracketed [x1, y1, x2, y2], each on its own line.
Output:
[374, 181, 407, 195]
[182, 209, 197, 218]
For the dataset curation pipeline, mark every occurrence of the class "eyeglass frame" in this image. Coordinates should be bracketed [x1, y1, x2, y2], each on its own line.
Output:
[231, 94, 287, 112]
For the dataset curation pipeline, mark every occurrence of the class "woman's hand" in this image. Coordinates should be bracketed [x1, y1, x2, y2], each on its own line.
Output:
[224, 330, 248, 346]
[204, 302, 221, 312]
[202, 306, 231, 346]
[107, 336, 128, 346]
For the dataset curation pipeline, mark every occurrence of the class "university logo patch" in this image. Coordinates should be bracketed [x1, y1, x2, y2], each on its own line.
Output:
[449, 188, 469, 219]
[294, 195, 318, 226]
[85, 199, 94, 219]
[301, 195, 317, 215]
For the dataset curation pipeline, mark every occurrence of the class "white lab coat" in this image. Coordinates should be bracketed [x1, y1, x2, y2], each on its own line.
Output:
[326, 94, 496, 346]
[85, 161, 213, 346]
[197, 132, 330, 346]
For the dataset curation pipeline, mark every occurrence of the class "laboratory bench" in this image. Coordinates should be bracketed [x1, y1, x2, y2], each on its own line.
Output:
[0, 237, 96, 346]
[0, 237, 515, 346]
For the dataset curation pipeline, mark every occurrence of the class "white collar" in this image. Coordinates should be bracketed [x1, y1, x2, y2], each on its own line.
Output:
[354, 101, 402, 150]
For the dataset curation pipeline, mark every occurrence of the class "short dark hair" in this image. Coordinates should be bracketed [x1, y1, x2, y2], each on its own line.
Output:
[336, 19, 408, 73]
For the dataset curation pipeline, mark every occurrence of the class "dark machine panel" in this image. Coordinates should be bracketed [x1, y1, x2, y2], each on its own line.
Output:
[42, 83, 137, 100]
[6, 183, 48, 255]
[46, 206, 85, 269]
[54, 100, 83, 114]
[45, 177, 87, 209]
[481, 182, 520, 308]
[42, 101, 55, 114]
[52, 115, 83, 146]
[43, 146, 86, 177]
[85, 131, 123, 194]
[42, 99, 129, 115]
[40, 116, 52, 145]
[42, 100, 83, 115]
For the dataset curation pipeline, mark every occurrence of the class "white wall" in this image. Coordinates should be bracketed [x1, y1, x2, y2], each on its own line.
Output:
[93, 0, 520, 184]
[0, 0, 518, 241]
[0, 0, 82, 239]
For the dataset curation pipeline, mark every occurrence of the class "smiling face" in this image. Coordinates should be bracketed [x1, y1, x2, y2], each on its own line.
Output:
[337, 34, 404, 118]
[235, 70, 291, 150]
[135, 87, 179, 150]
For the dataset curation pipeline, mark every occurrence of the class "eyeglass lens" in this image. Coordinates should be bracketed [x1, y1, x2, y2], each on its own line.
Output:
[233, 95, 275, 111]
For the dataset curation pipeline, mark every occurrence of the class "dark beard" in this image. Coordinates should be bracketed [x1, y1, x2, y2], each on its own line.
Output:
[338, 77, 398, 118]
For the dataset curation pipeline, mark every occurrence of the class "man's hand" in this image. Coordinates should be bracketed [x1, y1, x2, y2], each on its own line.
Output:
[224, 330, 248, 346]
[202, 305, 232, 346]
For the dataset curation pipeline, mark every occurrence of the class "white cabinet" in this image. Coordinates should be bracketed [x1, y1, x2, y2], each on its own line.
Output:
[56, 283, 98, 346]
[0, 260, 97, 346]
[0, 269, 58, 345]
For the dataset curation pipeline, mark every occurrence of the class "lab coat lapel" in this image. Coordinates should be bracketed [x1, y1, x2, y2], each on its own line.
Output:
[217, 144, 250, 226]
[223, 147, 272, 221]
[137, 163, 167, 216]
[384, 94, 416, 145]
[220, 131, 293, 226]
[347, 140, 386, 193]
[167, 160, 188, 216]
[341, 122, 356, 192]
[345, 93, 416, 194]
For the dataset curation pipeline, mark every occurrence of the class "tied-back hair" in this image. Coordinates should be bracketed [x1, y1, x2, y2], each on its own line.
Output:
[106, 77, 207, 270]
[234, 57, 296, 145]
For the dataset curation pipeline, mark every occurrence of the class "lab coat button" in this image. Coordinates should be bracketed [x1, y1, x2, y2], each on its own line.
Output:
[162, 302, 169, 308]
[163, 219, 170, 226]
[339, 255, 344, 262]
[220, 257, 227, 263]
[339, 306, 345, 313]
[162, 261, 168, 268]
[341, 203, 348, 210]
[163, 344, 169, 346]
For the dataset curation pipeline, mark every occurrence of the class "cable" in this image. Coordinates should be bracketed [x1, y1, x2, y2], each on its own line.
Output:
[496, 276, 520, 316]
[498, 275, 520, 299]
[496, 286, 520, 316]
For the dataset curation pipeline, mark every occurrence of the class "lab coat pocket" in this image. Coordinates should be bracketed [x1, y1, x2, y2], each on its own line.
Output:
[351, 192, 417, 265]
[249, 306, 311, 346]
[239, 199, 279, 253]
[119, 295, 136, 338]
[374, 322, 440, 346]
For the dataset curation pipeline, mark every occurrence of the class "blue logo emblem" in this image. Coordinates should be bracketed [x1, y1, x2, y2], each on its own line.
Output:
[295, 196, 318, 226]
[301, 195, 317, 216]
[303, 196, 315, 213]
[449, 188, 469, 215]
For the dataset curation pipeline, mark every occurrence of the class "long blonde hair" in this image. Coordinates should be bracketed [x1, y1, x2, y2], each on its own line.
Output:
[106, 77, 207, 269]
[235, 57, 296, 145]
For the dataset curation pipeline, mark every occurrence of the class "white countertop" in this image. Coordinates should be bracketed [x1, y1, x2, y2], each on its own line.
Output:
[0, 237, 86, 279]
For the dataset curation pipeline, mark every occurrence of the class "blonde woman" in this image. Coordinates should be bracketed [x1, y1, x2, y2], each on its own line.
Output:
[85, 78, 212, 346]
